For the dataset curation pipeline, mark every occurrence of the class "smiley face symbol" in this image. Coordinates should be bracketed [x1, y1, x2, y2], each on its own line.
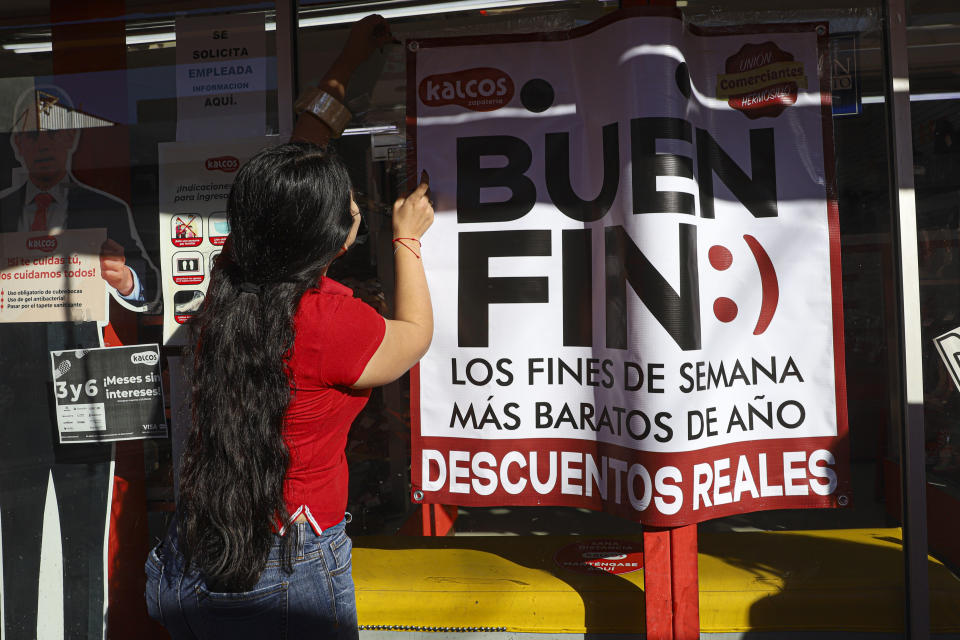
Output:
[708, 235, 779, 335]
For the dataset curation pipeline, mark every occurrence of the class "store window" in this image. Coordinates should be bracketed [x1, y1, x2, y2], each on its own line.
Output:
[0, 3, 279, 637]
[124, 2, 283, 538]
[294, 0, 955, 634]
[298, 1, 903, 531]
[296, 0, 622, 536]
[0, 0, 957, 637]
[907, 0, 960, 606]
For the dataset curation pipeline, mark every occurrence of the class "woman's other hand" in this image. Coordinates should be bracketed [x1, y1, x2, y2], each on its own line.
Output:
[352, 171, 435, 389]
[392, 170, 434, 241]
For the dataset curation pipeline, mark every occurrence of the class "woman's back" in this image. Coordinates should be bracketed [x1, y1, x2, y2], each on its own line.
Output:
[146, 18, 435, 634]
[282, 278, 385, 534]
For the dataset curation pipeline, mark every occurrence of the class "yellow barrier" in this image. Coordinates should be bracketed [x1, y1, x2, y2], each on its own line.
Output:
[352, 528, 960, 634]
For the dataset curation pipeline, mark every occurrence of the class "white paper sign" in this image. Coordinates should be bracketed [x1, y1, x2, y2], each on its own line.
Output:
[0, 228, 107, 323]
[175, 13, 268, 141]
[934, 327, 960, 393]
[158, 136, 277, 344]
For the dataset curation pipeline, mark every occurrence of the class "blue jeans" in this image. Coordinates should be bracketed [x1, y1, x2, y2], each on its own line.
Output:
[145, 518, 358, 640]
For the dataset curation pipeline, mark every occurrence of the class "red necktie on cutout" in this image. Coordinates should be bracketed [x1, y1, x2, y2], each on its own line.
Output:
[31, 192, 53, 231]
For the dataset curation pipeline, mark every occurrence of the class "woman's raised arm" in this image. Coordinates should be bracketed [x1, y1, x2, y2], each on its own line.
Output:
[291, 14, 394, 146]
[352, 172, 434, 389]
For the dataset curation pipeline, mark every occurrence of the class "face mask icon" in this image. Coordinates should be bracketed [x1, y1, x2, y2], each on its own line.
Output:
[208, 212, 229, 246]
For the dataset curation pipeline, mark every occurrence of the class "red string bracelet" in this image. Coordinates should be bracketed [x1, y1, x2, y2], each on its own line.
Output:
[392, 237, 421, 259]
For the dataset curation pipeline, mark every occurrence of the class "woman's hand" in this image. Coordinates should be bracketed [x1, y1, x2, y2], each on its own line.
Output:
[339, 14, 396, 71]
[291, 14, 396, 146]
[392, 171, 434, 241]
[352, 171, 435, 389]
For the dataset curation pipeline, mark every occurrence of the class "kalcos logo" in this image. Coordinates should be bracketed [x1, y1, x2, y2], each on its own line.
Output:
[205, 156, 240, 172]
[419, 67, 514, 112]
[130, 350, 159, 366]
[27, 235, 57, 252]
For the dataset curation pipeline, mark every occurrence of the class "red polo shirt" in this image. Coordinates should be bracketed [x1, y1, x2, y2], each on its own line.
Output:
[281, 277, 385, 534]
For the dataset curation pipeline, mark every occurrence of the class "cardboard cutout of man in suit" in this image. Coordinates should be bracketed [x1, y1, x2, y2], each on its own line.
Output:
[0, 84, 158, 639]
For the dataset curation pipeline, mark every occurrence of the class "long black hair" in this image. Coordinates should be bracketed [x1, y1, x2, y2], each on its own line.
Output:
[177, 142, 353, 592]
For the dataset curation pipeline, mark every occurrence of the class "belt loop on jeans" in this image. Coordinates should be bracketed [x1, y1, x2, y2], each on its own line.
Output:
[295, 521, 306, 558]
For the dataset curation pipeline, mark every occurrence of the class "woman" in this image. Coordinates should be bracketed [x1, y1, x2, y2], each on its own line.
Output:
[145, 16, 433, 639]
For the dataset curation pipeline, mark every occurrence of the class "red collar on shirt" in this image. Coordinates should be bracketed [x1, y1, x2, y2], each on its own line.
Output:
[316, 277, 352, 297]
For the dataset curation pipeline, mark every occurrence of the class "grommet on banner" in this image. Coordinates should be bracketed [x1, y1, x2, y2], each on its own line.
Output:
[837, 494, 849, 507]
[408, 40, 419, 52]
[816, 24, 827, 35]
[412, 489, 424, 502]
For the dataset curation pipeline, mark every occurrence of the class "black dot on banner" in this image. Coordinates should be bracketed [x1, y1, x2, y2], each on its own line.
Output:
[521, 78, 555, 113]
[675, 62, 691, 100]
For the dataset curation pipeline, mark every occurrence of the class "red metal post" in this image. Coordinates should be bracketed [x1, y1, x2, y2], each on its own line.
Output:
[422, 504, 458, 536]
[399, 504, 458, 536]
[422, 503, 435, 534]
[643, 528, 674, 639]
[618, 0, 694, 637]
[670, 525, 700, 639]
[644, 524, 699, 640]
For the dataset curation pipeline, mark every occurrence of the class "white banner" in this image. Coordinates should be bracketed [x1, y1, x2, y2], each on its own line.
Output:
[410, 10, 848, 525]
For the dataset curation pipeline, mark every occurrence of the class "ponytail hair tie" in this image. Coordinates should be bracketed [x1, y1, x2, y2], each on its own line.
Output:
[239, 282, 261, 294]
